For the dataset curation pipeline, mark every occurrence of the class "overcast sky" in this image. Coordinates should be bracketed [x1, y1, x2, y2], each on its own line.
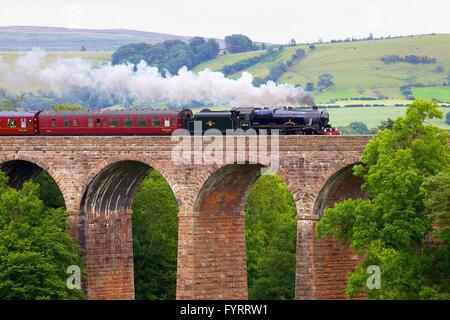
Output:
[1, 0, 449, 43]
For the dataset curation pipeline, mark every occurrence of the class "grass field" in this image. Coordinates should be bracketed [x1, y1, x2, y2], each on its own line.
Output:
[193, 50, 265, 72]
[280, 34, 450, 102]
[230, 46, 309, 79]
[411, 86, 450, 102]
[0, 50, 112, 68]
[194, 34, 450, 104]
[328, 106, 450, 130]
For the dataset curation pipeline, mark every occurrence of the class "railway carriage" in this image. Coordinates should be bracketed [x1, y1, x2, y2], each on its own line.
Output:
[38, 109, 193, 135]
[0, 111, 38, 135]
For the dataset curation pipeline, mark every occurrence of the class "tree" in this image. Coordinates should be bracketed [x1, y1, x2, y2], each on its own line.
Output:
[189, 37, 220, 64]
[112, 39, 219, 74]
[0, 171, 85, 299]
[51, 104, 85, 111]
[309, 44, 316, 50]
[317, 73, 335, 89]
[32, 171, 65, 209]
[132, 171, 179, 300]
[316, 100, 450, 299]
[245, 175, 297, 300]
[111, 42, 151, 66]
[225, 34, 254, 54]
[377, 118, 394, 130]
[306, 82, 315, 91]
[289, 39, 297, 46]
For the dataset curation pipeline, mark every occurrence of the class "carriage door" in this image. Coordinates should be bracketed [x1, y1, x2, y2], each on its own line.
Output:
[20, 118, 27, 132]
[95, 117, 107, 134]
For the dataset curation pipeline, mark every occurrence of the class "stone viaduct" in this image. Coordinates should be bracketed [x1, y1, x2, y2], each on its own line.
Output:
[0, 135, 371, 300]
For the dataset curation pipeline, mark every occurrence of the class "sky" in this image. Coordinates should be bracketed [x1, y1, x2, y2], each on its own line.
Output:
[0, 0, 449, 43]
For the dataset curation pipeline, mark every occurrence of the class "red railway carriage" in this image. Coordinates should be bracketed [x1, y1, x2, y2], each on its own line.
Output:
[38, 109, 193, 135]
[0, 111, 38, 135]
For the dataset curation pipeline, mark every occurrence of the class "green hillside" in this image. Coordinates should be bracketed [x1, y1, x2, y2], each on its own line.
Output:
[195, 34, 450, 104]
[0, 26, 208, 51]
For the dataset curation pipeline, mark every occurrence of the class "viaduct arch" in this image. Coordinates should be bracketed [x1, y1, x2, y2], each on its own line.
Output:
[0, 135, 371, 300]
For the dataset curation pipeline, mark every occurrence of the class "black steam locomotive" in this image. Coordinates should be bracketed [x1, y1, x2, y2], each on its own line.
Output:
[187, 106, 340, 135]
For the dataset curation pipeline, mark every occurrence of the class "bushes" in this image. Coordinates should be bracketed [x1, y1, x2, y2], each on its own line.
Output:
[222, 56, 262, 76]
[381, 55, 437, 64]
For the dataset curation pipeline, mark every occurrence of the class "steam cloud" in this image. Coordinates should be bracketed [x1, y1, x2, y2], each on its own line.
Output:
[0, 48, 314, 107]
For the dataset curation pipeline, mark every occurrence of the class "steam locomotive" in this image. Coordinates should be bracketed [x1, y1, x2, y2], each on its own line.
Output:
[0, 106, 340, 136]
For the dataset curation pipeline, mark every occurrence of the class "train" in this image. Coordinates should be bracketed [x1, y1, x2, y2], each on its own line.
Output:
[0, 107, 341, 136]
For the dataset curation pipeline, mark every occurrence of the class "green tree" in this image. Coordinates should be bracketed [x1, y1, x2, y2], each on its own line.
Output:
[112, 39, 219, 74]
[338, 122, 371, 135]
[32, 171, 65, 209]
[52, 104, 85, 111]
[377, 118, 394, 130]
[245, 175, 297, 300]
[132, 170, 179, 300]
[225, 34, 254, 54]
[317, 73, 334, 89]
[316, 100, 450, 299]
[306, 82, 314, 91]
[0, 171, 85, 299]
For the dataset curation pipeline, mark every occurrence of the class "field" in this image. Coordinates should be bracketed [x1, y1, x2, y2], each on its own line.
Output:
[328, 106, 450, 130]
[411, 86, 450, 102]
[194, 34, 450, 104]
[193, 50, 266, 72]
[0, 50, 112, 67]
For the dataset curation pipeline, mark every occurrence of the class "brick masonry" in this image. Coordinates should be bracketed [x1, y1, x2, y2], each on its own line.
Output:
[0, 135, 372, 300]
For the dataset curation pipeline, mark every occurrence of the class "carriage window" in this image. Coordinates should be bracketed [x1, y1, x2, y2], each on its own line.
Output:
[102, 119, 107, 127]
[51, 119, 56, 127]
[110, 118, 118, 127]
[124, 118, 133, 128]
[171, 118, 177, 127]
[152, 118, 161, 127]
[8, 119, 16, 128]
[88, 119, 94, 128]
[21, 118, 27, 128]
[164, 117, 170, 127]
[138, 118, 147, 127]
[64, 118, 69, 127]
[72, 119, 78, 127]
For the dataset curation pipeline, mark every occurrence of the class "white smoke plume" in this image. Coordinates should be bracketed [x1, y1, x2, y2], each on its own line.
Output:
[0, 48, 314, 107]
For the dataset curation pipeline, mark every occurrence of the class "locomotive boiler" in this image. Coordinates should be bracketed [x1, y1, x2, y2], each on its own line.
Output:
[188, 106, 339, 135]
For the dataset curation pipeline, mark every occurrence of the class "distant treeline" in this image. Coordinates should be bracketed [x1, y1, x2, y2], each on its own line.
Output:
[112, 37, 220, 74]
[381, 55, 437, 64]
